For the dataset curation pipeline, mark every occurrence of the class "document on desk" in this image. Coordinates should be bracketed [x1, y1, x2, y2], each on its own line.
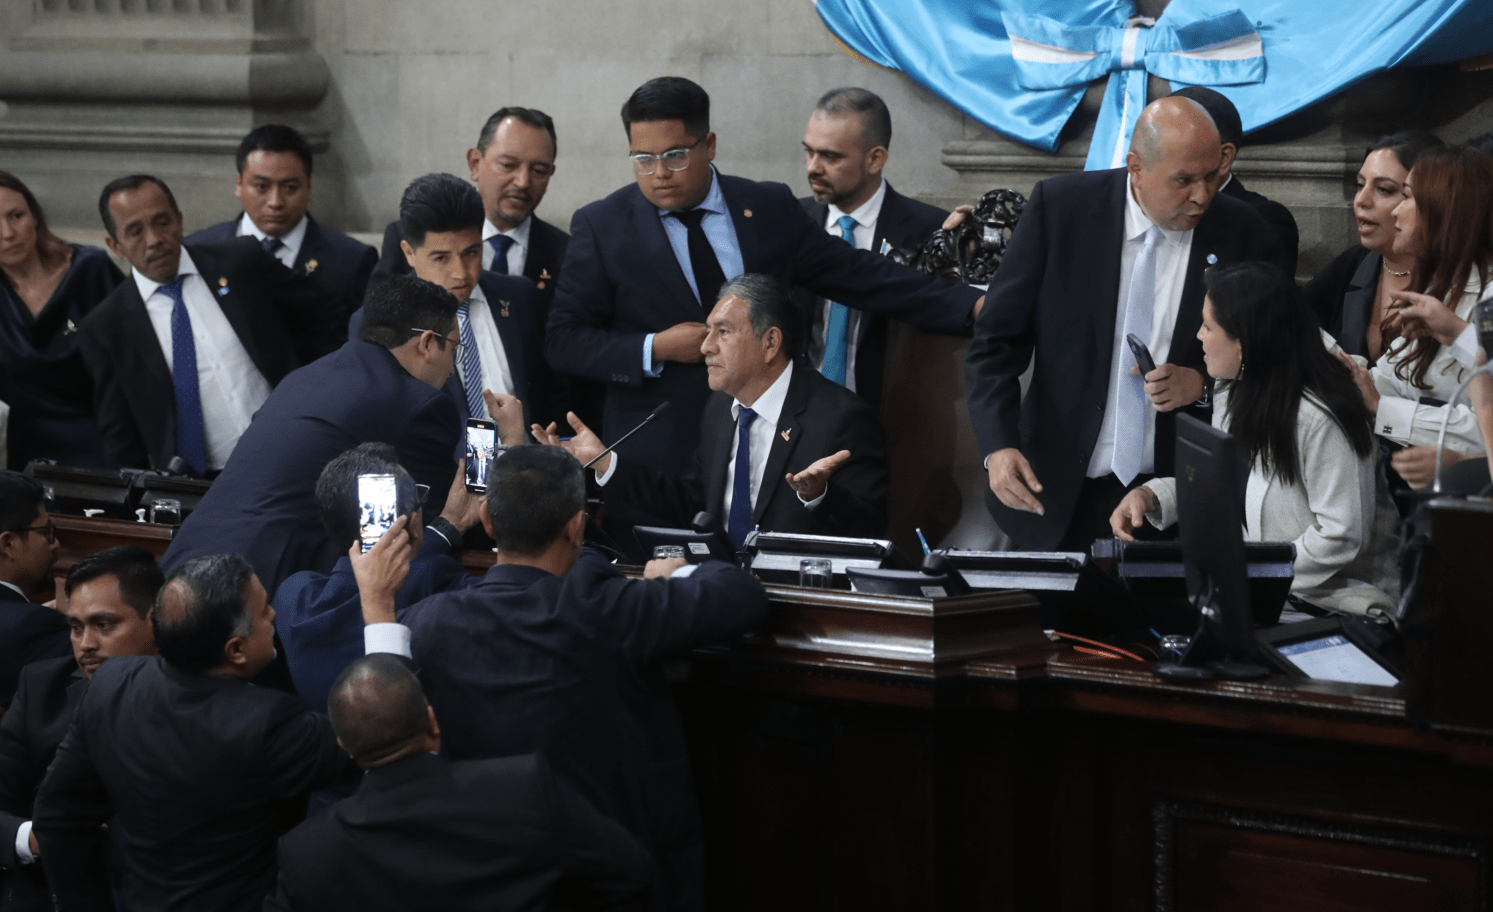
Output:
[1277, 635, 1398, 687]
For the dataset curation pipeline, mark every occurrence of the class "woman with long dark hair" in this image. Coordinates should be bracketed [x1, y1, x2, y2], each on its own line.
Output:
[0, 171, 123, 469]
[1112, 262, 1393, 617]
[1339, 145, 1493, 486]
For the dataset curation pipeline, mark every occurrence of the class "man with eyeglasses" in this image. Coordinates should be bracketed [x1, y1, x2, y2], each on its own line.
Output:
[0, 471, 70, 712]
[546, 76, 986, 488]
[162, 275, 496, 597]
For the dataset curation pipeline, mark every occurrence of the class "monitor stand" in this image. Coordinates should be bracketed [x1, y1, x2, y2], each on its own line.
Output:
[1151, 615, 1269, 682]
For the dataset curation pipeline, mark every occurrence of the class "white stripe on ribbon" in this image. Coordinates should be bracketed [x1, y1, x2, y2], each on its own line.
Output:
[1171, 32, 1263, 62]
[1008, 34, 1099, 65]
[1120, 27, 1143, 69]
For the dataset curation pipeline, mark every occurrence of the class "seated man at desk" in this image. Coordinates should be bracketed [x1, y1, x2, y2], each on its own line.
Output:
[537, 273, 889, 547]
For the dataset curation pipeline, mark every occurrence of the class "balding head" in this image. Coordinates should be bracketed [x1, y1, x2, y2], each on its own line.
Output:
[1125, 96, 1225, 231]
[328, 655, 439, 769]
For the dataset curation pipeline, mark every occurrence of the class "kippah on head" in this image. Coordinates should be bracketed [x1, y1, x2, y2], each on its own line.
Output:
[328, 654, 430, 763]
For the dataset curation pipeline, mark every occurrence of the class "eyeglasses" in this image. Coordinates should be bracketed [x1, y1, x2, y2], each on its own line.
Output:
[9, 523, 56, 545]
[410, 328, 465, 362]
[629, 136, 706, 175]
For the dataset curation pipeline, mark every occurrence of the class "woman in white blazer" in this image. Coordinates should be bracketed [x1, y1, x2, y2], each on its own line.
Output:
[1111, 262, 1394, 618]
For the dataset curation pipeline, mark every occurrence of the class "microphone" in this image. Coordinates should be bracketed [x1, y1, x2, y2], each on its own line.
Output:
[583, 402, 672, 469]
[1431, 361, 1493, 493]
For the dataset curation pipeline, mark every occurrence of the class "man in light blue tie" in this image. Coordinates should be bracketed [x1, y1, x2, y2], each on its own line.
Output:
[965, 96, 1287, 551]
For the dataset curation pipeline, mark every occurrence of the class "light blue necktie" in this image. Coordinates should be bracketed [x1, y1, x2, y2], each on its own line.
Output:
[487, 235, 512, 275]
[1111, 226, 1163, 485]
[160, 277, 207, 475]
[820, 215, 858, 386]
[728, 407, 758, 549]
[456, 303, 485, 420]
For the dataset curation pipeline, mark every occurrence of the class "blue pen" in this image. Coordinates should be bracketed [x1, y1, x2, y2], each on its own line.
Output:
[915, 528, 931, 556]
[1149, 628, 1163, 641]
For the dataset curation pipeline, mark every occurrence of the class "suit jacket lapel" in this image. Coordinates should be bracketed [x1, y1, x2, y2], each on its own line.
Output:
[874, 184, 911, 254]
[295, 216, 326, 275]
[1173, 210, 1219, 361]
[1341, 252, 1379, 356]
[722, 180, 761, 274]
[478, 278, 527, 398]
[1093, 171, 1130, 361]
[702, 395, 736, 519]
[117, 282, 175, 402]
[753, 365, 808, 523]
[190, 245, 269, 377]
[629, 189, 701, 315]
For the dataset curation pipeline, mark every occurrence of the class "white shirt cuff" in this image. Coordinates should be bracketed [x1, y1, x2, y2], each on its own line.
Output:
[643, 334, 663, 378]
[364, 623, 412, 658]
[15, 820, 34, 864]
[797, 488, 827, 510]
[595, 453, 618, 486]
[1449, 322, 1481, 370]
[672, 564, 698, 578]
[1374, 395, 1419, 444]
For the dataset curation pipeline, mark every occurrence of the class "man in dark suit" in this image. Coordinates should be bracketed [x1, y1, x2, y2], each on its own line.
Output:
[33, 553, 353, 912]
[364, 445, 769, 912]
[79, 174, 344, 474]
[264, 654, 654, 912]
[797, 87, 950, 409]
[545, 274, 887, 544]
[369, 107, 593, 429]
[545, 76, 983, 479]
[273, 443, 485, 713]
[0, 546, 160, 911]
[0, 472, 69, 711]
[967, 97, 1284, 552]
[161, 274, 467, 595]
[1171, 86, 1300, 278]
[357, 174, 543, 431]
[188, 124, 378, 326]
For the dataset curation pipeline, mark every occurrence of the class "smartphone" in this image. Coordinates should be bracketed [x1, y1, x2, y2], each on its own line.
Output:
[357, 473, 398, 554]
[1474, 296, 1493, 360]
[465, 418, 497, 494]
[1126, 333, 1156, 376]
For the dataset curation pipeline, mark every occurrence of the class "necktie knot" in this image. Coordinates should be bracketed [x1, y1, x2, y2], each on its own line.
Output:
[737, 406, 757, 430]
[487, 234, 513, 274]
[160, 276, 187, 304]
[672, 209, 707, 229]
[261, 235, 283, 254]
[836, 215, 857, 243]
[1142, 225, 1164, 249]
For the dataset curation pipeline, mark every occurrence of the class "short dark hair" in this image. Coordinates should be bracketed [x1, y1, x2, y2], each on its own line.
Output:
[486, 446, 584, 555]
[1370, 130, 1445, 173]
[235, 124, 314, 178]
[152, 553, 255, 674]
[397, 173, 484, 249]
[1170, 86, 1241, 148]
[98, 175, 178, 238]
[717, 273, 802, 359]
[328, 655, 430, 763]
[621, 77, 710, 140]
[316, 443, 420, 552]
[476, 107, 558, 158]
[0, 471, 46, 537]
[357, 274, 459, 351]
[815, 87, 893, 150]
[64, 546, 164, 619]
[1469, 133, 1493, 158]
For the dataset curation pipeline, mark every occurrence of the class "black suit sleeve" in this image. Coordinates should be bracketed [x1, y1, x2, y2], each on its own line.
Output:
[591, 557, 769, 666]
[0, 676, 37, 869]
[261, 699, 353, 797]
[545, 206, 651, 387]
[605, 448, 709, 528]
[398, 392, 462, 522]
[810, 398, 888, 537]
[33, 721, 113, 912]
[77, 316, 152, 469]
[539, 754, 656, 908]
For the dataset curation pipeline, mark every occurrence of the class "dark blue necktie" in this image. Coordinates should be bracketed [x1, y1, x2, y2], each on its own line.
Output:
[820, 215, 858, 385]
[487, 235, 513, 274]
[160, 277, 207, 475]
[728, 406, 758, 549]
[261, 235, 283, 254]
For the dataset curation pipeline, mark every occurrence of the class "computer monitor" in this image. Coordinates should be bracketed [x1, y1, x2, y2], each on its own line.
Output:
[747, 532, 898, 587]
[1154, 413, 1269, 681]
[632, 525, 734, 564]
[847, 566, 972, 598]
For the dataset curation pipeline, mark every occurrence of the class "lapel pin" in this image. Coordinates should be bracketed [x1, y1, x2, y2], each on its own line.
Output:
[781, 428, 791, 442]
[64, 318, 77, 334]
[305, 259, 319, 274]
[499, 300, 511, 318]
[1206, 253, 1218, 265]
[218, 277, 228, 287]
[743, 209, 753, 218]
[538, 268, 551, 290]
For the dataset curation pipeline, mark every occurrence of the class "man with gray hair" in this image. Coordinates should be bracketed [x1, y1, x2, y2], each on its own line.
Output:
[33, 553, 351, 912]
[263, 655, 653, 911]
[543, 273, 889, 544]
[798, 86, 954, 407]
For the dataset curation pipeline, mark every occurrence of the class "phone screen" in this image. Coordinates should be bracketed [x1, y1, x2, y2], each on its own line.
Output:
[465, 419, 497, 494]
[358, 474, 398, 554]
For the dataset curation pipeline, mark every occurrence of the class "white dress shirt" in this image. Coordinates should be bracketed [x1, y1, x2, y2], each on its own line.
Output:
[133, 249, 273, 471]
[810, 179, 886, 393]
[458, 282, 516, 399]
[1086, 177, 1195, 479]
[236, 212, 307, 270]
[482, 216, 530, 276]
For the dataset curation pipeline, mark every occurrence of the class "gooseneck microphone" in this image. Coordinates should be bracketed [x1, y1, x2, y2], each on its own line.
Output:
[583, 402, 673, 469]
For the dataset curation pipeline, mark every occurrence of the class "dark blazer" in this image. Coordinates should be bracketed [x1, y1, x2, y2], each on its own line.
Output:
[545, 173, 981, 474]
[369, 215, 591, 429]
[1220, 175, 1299, 278]
[399, 554, 768, 912]
[160, 340, 461, 595]
[0, 588, 70, 710]
[965, 167, 1284, 550]
[609, 361, 888, 538]
[1302, 246, 1378, 360]
[76, 239, 345, 471]
[264, 752, 654, 912]
[187, 214, 378, 327]
[272, 533, 475, 713]
[0, 657, 84, 912]
[32, 655, 350, 912]
[793, 182, 949, 409]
